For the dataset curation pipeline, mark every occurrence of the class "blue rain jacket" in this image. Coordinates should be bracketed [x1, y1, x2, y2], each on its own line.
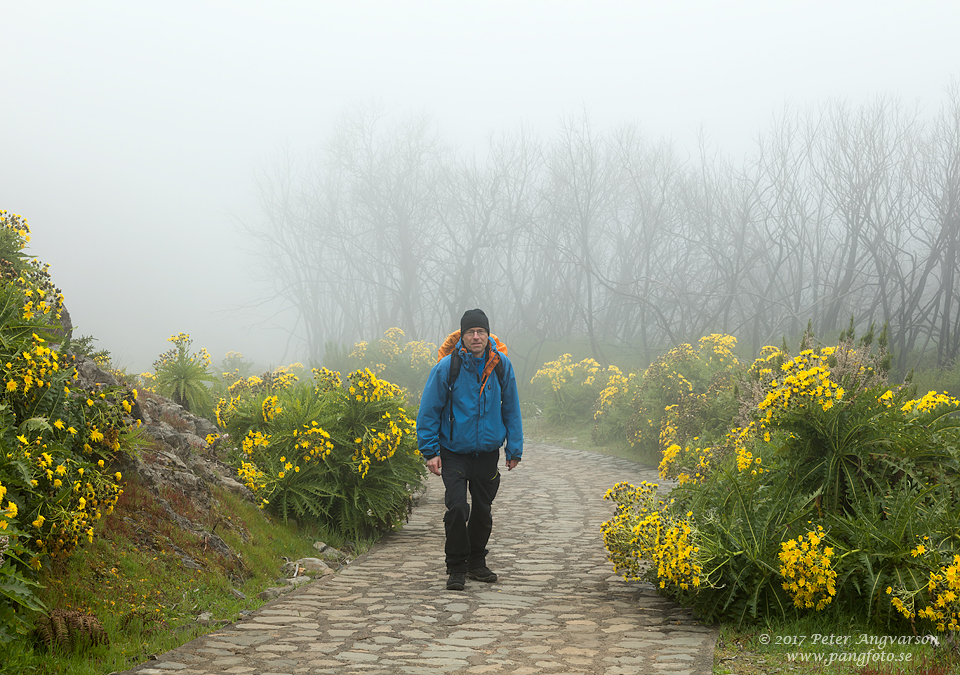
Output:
[417, 337, 523, 461]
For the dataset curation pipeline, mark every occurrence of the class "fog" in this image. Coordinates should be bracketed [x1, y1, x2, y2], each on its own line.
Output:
[2, 1, 957, 373]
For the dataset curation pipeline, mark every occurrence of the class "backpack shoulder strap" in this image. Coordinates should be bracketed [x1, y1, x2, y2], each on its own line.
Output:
[444, 350, 461, 424]
[446, 350, 462, 391]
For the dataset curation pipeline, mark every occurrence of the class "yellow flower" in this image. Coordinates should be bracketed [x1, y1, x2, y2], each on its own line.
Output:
[53, 419, 64, 430]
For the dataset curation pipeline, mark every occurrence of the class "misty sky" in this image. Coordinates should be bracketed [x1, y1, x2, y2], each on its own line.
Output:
[2, 1, 957, 373]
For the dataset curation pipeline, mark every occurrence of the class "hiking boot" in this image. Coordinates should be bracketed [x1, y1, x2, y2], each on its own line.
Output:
[467, 566, 498, 583]
[446, 572, 466, 591]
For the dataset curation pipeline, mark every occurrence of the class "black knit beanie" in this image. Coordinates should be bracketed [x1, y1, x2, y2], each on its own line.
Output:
[460, 308, 490, 335]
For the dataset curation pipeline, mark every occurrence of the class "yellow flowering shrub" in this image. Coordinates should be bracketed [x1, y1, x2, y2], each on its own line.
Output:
[592, 367, 641, 446]
[917, 555, 960, 630]
[885, 539, 960, 633]
[215, 364, 301, 430]
[594, 366, 631, 421]
[657, 406, 715, 484]
[604, 323, 960, 629]
[900, 389, 960, 414]
[778, 526, 837, 610]
[531, 354, 619, 425]
[0, 212, 137, 641]
[601, 481, 703, 592]
[631, 335, 743, 478]
[150, 332, 217, 417]
[312, 367, 343, 393]
[223, 366, 424, 537]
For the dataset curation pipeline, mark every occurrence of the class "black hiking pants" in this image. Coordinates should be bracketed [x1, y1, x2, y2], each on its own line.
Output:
[439, 447, 501, 573]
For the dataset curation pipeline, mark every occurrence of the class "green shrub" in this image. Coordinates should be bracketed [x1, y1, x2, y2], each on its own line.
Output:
[0, 522, 45, 643]
[591, 366, 638, 445]
[0, 211, 135, 643]
[621, 334, 743, 476]
[603, 327, 960, 632]
[219, 366, 425, 538]
[150, 333, 216, 418]
[530, 354, 616, 426]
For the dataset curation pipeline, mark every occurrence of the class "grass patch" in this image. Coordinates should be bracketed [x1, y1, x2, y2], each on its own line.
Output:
[524, 415, 659, 466]
[0, 475, 361, 675]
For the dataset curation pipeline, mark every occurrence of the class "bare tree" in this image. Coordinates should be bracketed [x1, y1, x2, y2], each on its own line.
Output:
[244, 90, 960, 378]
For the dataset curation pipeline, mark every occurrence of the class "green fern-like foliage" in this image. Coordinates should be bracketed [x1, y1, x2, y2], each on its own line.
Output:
[273, 478, 338, 524]
[34, 609, 108, 651]
[605, 330, 960, 629]
[153, 333, 215, 417]
[226, 367, 426, 539]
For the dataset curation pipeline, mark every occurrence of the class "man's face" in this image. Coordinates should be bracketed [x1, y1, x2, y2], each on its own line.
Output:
[463, 328, 488, 356]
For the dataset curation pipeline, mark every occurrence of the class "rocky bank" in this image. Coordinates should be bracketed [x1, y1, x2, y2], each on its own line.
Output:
[73, 356, 348, 604]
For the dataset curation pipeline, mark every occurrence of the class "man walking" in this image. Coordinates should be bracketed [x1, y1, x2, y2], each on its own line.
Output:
[417, 309, 523, 591]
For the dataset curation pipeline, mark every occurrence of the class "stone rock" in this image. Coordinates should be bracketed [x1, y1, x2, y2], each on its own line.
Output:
[214, 474, 250, 498]
[257, 587, 283, 601]
[282, 558, 333, 578]
[75, 355, 119, 388]
[57, 305, 73, 342]
[197, 529, 234, 558]
[196, 611, 229, 627]
[186, 457, 255, 501]
[280, 576, 314, 588]
[144, 423, 196, 459]
[312, 542, 350, 564]
[297, 557, 334, 576]
[168, 543, 203, 570]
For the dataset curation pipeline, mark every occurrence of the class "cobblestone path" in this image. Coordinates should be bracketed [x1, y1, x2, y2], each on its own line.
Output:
[122, 444, 717, 675]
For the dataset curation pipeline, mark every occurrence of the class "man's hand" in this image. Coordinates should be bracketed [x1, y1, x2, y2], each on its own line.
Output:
[506, 459, 520, 471]
[426, 455, 442, 476]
